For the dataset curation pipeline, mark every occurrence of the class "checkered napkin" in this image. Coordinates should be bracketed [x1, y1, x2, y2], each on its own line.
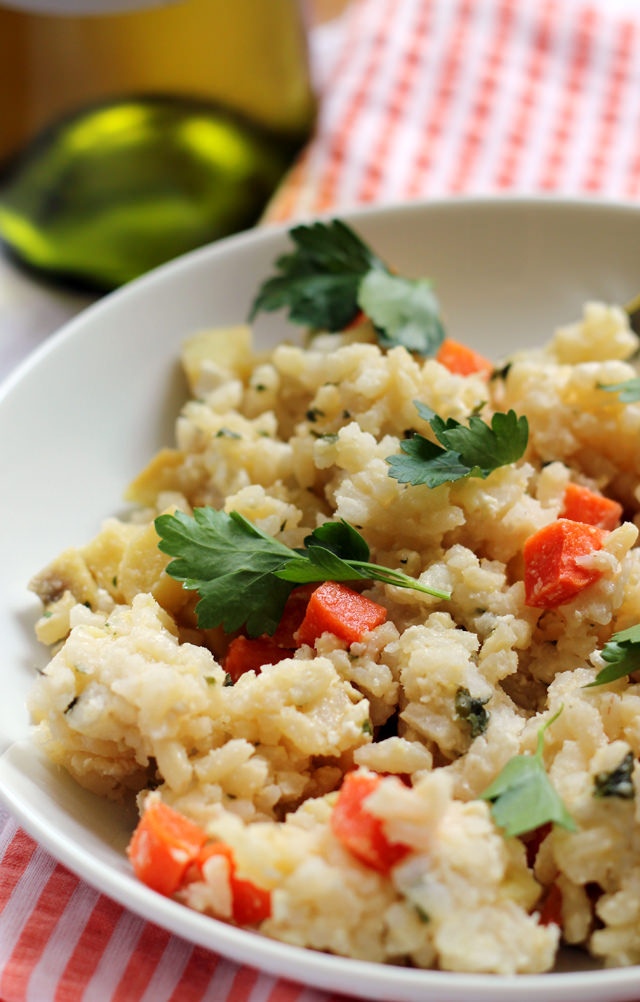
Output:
[3, 0, 640, 998]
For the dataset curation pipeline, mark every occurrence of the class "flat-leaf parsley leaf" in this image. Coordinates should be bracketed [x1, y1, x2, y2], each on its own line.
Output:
[249, 220, 379, 333]
[598, 378, 640, 403]
[479, 708, 576, 838]
[155, 508, 294, 637]
[586, 623, 640, 687]
[386, 401, 528, 487]
[156, 509, 449, 636]
[357, 268, 445, 356]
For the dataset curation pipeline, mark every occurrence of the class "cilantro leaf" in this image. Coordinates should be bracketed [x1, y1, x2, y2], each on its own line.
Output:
[479, 708, 576, 838]
[156, 509, 449, 636]
[386, 402, 528, 487]
[598, 378, 640, 403]
[249, 219, 379, 332]
[586, 623, 640, 686]
[250, 219, 446, 353]
[357, 269, 445, 357]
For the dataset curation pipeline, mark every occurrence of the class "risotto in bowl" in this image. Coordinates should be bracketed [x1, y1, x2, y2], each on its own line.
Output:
[5, 198, 640, 1000]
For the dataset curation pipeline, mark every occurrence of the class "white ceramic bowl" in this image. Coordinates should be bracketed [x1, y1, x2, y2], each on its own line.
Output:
[3, 196, 640, 1002]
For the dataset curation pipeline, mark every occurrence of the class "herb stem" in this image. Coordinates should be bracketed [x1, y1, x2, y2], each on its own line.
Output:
[347, 560, 450, 600]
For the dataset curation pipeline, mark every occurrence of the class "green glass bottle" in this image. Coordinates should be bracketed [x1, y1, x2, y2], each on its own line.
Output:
[0, 0, 315, 290]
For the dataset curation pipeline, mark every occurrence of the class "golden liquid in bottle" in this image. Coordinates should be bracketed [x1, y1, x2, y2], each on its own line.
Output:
[0, 0, 315, 289]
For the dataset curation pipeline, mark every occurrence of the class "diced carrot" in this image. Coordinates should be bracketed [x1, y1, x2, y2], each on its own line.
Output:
[523, 518, 606, 608]
[271, 585, 315, 647]
[344, 309, 367, 331]
[538, 882, 563, 927]
[196, 842, 272, 924]
[196, 839, 235, 872]
[560, 483, 622, 531]
[223, 635, 293, 683]
[127, 800, 207, 896]
[435, 338, 493, 378]
[128, 805, 271, 923]
[330, 772, 411, 873]
[521, 822, 552, 869]
[296, 581, 387, 647]
[231, 874, 272, 925]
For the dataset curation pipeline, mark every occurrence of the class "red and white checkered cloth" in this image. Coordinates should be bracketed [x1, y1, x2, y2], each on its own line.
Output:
[3, 0, 640, 998]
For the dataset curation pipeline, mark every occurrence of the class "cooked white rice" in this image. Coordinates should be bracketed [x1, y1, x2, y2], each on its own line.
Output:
[27, 300, 640, 974]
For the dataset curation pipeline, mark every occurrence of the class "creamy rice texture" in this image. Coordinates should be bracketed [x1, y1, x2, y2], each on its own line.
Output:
[27, 302, 640, 974]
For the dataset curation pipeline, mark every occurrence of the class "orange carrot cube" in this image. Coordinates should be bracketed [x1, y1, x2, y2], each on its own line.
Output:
[560, 483, 622, 531]
[331, 772, 410, 873]
[435, 337, 493, 378]
[127, 800, 207, 896]
[523, 518, 606, 608]
[296, 581, 387, 647]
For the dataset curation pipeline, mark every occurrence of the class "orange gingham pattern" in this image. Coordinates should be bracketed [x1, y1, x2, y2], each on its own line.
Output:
[4, 0, 640, 998]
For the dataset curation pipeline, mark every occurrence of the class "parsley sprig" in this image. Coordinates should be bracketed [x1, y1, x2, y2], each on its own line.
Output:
[386, 401, 529, 488]
[155, 508, 449, 636]
[480, 708, 576, 838]
[250, 219, 445, 357]
[587, 624, 640, 687]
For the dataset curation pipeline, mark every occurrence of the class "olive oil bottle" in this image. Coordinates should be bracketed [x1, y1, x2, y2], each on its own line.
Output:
[0, 0, 315, 289]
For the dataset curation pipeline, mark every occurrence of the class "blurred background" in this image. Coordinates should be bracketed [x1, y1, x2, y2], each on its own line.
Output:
[0, 0, 348, 373]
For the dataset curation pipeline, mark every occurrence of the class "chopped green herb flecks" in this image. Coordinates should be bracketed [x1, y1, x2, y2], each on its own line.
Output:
[593, 751, 635, 799]
[489, 362, 512, 382]
[455, 687, 490, 738]
[469, 400, 487, 417]
[479, 707, 576, 838]
[223, 672, 234, 687]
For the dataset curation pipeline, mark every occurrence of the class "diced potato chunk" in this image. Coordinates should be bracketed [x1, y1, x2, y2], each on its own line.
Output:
[82, 518, 139, 599]
[117, 509, 189, 615]
[29, 547, 99, 608]
[124, 448, 186, 507]
[181, 325, 252, 392]
[34, 590, 77, 645]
